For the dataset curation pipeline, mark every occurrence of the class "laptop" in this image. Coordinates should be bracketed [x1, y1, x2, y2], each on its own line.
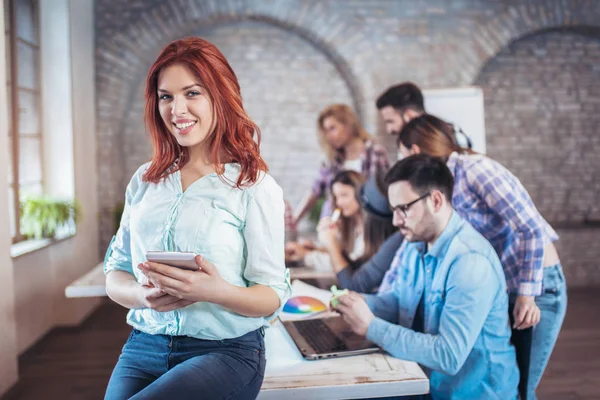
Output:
[282, 316, 379, 360]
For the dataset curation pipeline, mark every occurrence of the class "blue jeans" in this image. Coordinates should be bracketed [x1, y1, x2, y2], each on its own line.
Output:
[105, 328, 265, 400]
[509, 263, 567, 400]
[529, 264, 567, 398]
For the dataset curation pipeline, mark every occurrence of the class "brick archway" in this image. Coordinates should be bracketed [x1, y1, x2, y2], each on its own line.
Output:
[95, 2, 371, 250]
[447, 0, 600, 84]
[95, 1, 368, 133]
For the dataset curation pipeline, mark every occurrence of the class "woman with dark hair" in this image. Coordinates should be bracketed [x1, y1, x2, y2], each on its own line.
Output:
[286, 171, 367, 270]
[316, 172, 402, 293]
[103, 37, 291, 399]
[389, 113, 566, 400]
[291, 104, 390, 227]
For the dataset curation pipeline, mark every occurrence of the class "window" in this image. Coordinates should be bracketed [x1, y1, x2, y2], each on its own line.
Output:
[5, 0, 43, 242]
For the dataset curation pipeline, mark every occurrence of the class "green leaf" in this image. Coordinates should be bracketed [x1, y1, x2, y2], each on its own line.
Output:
[19, 194, 81, 239]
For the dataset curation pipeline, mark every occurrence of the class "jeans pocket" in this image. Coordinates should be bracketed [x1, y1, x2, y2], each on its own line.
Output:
[127, 328, 142, 342]
[257, 348, 266, 377]
[542, 264, 565, 296]
[223, 331, 261, 347]
[222, 340, 262, 354]
[537, 267, 566, 313]
[121, 329, 141, 353]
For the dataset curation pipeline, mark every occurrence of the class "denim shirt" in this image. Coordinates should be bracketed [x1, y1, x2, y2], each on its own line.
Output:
[366, 212, 519, 399]
[104, 162, 292, 340]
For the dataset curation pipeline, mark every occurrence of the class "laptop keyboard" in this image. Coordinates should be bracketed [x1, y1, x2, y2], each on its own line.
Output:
[293, 318, 349, 354]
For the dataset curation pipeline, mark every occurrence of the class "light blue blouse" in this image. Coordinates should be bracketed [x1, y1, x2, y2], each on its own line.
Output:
[104, 162, 291, 340]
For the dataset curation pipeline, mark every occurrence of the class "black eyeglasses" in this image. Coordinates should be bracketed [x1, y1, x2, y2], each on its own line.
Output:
[389, 192, 431, 218]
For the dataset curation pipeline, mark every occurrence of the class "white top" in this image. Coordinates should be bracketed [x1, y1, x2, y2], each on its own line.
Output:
[104, 162, 292, 340]
[304, 230, 365, 271]
[343, 157, 362, 172]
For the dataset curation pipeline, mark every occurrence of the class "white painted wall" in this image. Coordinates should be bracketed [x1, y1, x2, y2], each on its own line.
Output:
[0, 0, 19, 396]
[40, 0, 74, 199]
[11, 0, 101, 354]
[423, 86, 487, 154]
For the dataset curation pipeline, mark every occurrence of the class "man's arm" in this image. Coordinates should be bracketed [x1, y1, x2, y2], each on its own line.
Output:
[366, 253, 498, 375]
[336, 232, 404, 293]
[363, 291, 399, 324]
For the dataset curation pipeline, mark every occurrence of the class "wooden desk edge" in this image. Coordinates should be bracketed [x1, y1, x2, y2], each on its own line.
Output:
[259, 377, 429, 399]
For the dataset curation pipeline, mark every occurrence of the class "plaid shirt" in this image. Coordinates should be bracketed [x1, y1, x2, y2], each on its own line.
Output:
[378, 241, 407, 294]
[380, 152, 558, 297]
[311, 140, 390, 217]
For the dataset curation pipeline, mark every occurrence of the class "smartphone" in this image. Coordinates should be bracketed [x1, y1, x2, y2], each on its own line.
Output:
[145, 251, 199, 271]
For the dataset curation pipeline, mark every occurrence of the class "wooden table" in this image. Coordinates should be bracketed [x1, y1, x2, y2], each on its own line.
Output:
[259, 320, 429, 399]
[65, 266, 430, 399]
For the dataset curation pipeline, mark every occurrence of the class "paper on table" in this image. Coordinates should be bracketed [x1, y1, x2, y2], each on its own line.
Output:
[264, 321, 305, 373]
[278, 280, 336, 322]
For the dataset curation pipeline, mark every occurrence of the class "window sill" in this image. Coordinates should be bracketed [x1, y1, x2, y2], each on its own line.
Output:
[11, 231, 76, 258]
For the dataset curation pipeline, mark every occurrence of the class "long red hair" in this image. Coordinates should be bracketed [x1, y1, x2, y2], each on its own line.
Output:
[143, 37, 267, 187]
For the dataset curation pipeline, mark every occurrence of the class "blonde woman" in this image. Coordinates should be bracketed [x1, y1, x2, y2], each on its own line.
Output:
[291, 104, 389, 227]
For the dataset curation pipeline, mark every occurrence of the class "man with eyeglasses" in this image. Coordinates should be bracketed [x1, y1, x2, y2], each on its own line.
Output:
[332, 155, 519, 399]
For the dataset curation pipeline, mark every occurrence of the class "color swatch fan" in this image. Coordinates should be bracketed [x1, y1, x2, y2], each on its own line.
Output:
[283, 296, 327, 314]
[278, 280, 335, 321]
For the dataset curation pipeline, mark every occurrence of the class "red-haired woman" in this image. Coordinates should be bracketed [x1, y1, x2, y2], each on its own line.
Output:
[103, 37, 291, 399]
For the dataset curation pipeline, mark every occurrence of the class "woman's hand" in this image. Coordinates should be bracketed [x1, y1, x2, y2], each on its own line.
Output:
[317, 216, 341, 251]
[105, 270, 192, 312]
[513, 295, 541, 330]
[285, 241, 311, 261]
[136, 283, 195, 312]
[138, 255, 227, 304]
[298, 238, 317, 250]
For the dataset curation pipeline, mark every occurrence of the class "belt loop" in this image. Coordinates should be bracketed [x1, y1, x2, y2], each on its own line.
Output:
[260, 326, 265, 337]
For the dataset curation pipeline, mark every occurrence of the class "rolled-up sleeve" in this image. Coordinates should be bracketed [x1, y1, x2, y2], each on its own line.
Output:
[243, 176, 292, 318]
[103, 165, 145, 276]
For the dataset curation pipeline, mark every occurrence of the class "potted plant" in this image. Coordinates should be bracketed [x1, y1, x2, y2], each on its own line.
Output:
[20, 195, 80, 239]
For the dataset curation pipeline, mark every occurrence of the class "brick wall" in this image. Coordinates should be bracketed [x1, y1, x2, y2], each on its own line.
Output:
[475, 29, 600, 286]
[121, 20, 353, 206]
[95, 0, 600, 286]
[475, 30, 600, 225]
[555, 228, 600, 286]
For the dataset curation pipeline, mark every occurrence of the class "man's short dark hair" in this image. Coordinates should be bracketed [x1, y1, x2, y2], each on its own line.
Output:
[376, 82, 425, 113]
[384, 154, 454, 202]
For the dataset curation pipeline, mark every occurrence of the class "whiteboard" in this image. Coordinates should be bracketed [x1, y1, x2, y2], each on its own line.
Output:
[423, 86, 486, 154]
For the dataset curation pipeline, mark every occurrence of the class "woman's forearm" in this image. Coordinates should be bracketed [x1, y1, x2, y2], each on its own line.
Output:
[327, 243, 350, 273]
[215, 283, 281, 317]
[106, 270, 143, 309]
[337, 232, 404, 292]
